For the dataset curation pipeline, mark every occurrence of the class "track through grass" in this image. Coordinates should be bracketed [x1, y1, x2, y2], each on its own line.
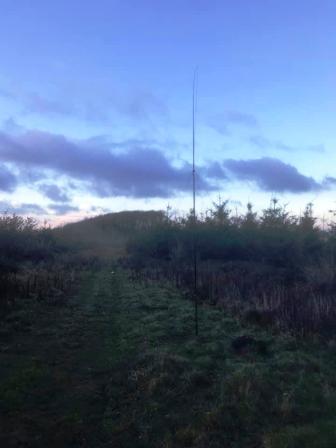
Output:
[2, 271, 336, 447]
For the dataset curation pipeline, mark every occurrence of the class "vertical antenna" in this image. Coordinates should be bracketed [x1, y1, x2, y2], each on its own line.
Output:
[192, 68, 199, 336]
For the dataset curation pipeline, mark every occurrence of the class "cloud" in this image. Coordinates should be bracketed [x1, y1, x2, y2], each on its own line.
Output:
[0, 87, 73, 117]
[0, 127, 333, 202]
[208, 110, 258, 135]
[323, 177, 336, 188]
[0, 84, 167, 124]
[250, 135, 292, 151]
[90, 205, 111, 214]
[308, 144, 325, 153]
[0, 198, 78, 217]
[38, 184, 70, 202]
[118, 90, 168, 120]
[201, 161, 227, 179]
[225, 111, 258, 127]
[0, 130, 215, 198]
[207, 119, 229, 135]
[224, 157, 321, 193]
[48, 204, 79, 214]
[0, 200, 47, 215]
[0, 164, 17, 192]
[0, 199, 77, 216]
[0, 88, 15, 100]
[250, 135, 325, 153]
[23, 94, 74, 116]
[1, 117, 24, 135]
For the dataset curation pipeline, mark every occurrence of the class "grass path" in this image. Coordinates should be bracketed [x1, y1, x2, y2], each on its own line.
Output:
[2, 271, 336, 447]
[0, 272, 120, 447]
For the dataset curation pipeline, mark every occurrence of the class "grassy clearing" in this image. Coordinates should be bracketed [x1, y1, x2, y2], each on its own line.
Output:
[2, 272, 336, 447]
[106, 275, 336, 448]
[0, 272, 119, 447]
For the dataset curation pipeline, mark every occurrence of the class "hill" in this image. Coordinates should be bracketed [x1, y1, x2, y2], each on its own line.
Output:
[53, 210, 165, 259]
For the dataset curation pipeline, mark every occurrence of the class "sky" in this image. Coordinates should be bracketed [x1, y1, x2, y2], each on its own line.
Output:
[0, 0, 336, 224]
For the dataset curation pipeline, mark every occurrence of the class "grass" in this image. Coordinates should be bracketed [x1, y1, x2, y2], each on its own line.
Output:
[2, 270, 336, 447]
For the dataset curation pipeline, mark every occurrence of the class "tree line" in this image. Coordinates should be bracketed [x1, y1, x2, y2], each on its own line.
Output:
[126, 199, 336, 337]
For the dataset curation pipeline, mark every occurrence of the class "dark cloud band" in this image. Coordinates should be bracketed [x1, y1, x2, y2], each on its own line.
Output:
[0, 164, 17, 192]
[224, 157, 321, 193]
[0, 130, 215, 198]
[0, 129, 333, 209]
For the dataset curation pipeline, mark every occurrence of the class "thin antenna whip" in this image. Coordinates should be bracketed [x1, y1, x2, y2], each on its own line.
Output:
[192, 68, 199, 336]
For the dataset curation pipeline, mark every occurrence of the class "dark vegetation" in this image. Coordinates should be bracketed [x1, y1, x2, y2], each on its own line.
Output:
[0, 210, 164, 313]
[126, 200, 336, 338]
[0, 214, 77, 312]
[2, 204, 336, 447]
[0, 212, 112, 314]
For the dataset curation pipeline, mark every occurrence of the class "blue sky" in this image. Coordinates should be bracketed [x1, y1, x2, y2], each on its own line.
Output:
[0, 0, 336, 223]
